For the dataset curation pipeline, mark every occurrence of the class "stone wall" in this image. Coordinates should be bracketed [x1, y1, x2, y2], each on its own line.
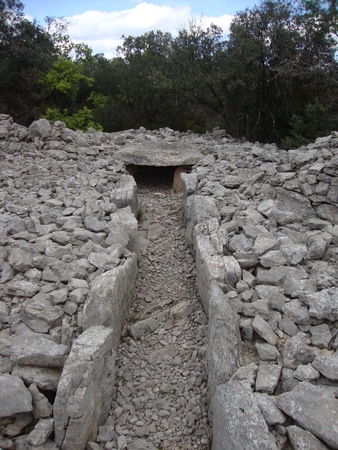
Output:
[182, 134, 338, 449]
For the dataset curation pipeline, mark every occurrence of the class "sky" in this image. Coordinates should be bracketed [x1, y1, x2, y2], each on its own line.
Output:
[23, 0, 261, 58]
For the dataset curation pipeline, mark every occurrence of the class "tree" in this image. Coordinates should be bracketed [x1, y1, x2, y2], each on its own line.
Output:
[171, 22, 227, 130]
[216, 0, 337, 143]
[114, 30, 176, 130]
[0, 3, 57, 123]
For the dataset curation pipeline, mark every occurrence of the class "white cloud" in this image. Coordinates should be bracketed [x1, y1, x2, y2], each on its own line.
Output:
[66, 2, 233, 58]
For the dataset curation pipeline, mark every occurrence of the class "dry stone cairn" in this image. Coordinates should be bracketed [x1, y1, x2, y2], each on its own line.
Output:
[0, 111, 337, 449]
[182, 131, 338, 449]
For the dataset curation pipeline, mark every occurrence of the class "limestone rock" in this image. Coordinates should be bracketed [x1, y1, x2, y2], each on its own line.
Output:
[255, 393, 286, 425]
[21, 298, 63, 333]
[255, 363, 282, 394]
[252, 315, 278, 345]
[0, 374, 32, 418]
[213, 380, 272, 449]
[281, 333, 317, 369]
[54, 326, 115, 450]
[300, 288, 338, 322]
[26, 418, 54, 446]
[312, 351, 338, 381]
[12, 365, 62, 391]
[11, 333, 68, 367]
[29, 119, 51, 139]
[79, 254, 137, 349]
[277, 382, 338, 449]
[207, 281, 241, 406]
[28, 384, 53, 419]
[114, 141, 202, 167]
[286, 425, 329, 450]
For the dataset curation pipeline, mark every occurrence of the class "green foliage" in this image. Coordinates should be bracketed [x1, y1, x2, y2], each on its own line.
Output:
[1, 0, 337, 143]
[282, 99, 338, 148]
[41, 57, 93, 100]
[43, 106, 103, 131]
[0, 6, 57, 123]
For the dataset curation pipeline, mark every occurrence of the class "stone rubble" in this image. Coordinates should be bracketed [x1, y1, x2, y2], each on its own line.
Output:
[182, 130, 338, 449]
[0, 112, 337, 449]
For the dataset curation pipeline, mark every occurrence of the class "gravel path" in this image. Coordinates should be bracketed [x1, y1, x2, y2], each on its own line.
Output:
[101, 179, 210, 450]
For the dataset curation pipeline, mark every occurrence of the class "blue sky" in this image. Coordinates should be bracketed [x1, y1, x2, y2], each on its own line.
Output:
[23, 0, 261, 58]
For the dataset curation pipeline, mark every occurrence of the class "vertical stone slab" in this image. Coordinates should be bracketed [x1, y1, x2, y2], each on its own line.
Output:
[207, 281, 241, 409]
[111, 174, 138, 215]
[185, 195, 220, 249]
[54, 326, 115, 450]
[213, 380, 272, 450]
[78, 253, 138, 349]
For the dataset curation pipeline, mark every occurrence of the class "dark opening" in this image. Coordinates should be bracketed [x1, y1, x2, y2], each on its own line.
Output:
[126, 164, 181, 189]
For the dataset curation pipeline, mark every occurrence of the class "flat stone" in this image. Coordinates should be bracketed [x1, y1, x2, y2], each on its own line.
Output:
[231, 362, 258, 387]
[287, 425, 329, 450]
[11, 333, 68, 367]
[255, 285, 287, 310]
[242, 300, 270, 319]
[278, 317, 299, 336]
[277, 382, 338, 449]
[4, 279, 39, 297]
[256, 268, 285, 286]
[213, 380, 272, 450]
[255, 393, 286, 425]
[280, 242, 308, 265]
[282, 299, 311, 325]
[114, 141, 202, 166]
[255, 342, 280, 361]
[12, 365, 62, 391]
[310, 324, 332, 348]
[300, 288, 338, 322]
[1, 413, 34, 438]
[281, 333, 317, 369]
[223, 256, 242, 286]
[14, 436, 59, 450]
[84, 216, 107, 232]
[312, 352, 338, 381]
[294, 364, 320, 381]
[0, 301, 9, 323]
[255, 363, 281, 394]
[26, 418, 54, 446]
[8, 247, 35, 272]
[260, 250, 287, 268]
[129, 313, 165, 339]
[0, 374, 32, 418]
[21, 298, 63, 333]
[253, 233, 279, 256]
[228, 234, 253, 252]
[147, 223, 165, 240]
[252, 315, 278, 345]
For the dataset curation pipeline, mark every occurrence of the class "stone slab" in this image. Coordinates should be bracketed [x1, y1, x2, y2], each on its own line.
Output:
[114, 141, 202, 167]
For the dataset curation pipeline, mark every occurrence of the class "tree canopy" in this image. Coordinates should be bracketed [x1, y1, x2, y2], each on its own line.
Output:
[0, 0, 337, 145]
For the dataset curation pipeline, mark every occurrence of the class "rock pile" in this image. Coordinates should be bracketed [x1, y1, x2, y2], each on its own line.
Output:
[0, 111, 337, 450]
[182, 133, 338, 449]
[0, 115, 141, 449]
